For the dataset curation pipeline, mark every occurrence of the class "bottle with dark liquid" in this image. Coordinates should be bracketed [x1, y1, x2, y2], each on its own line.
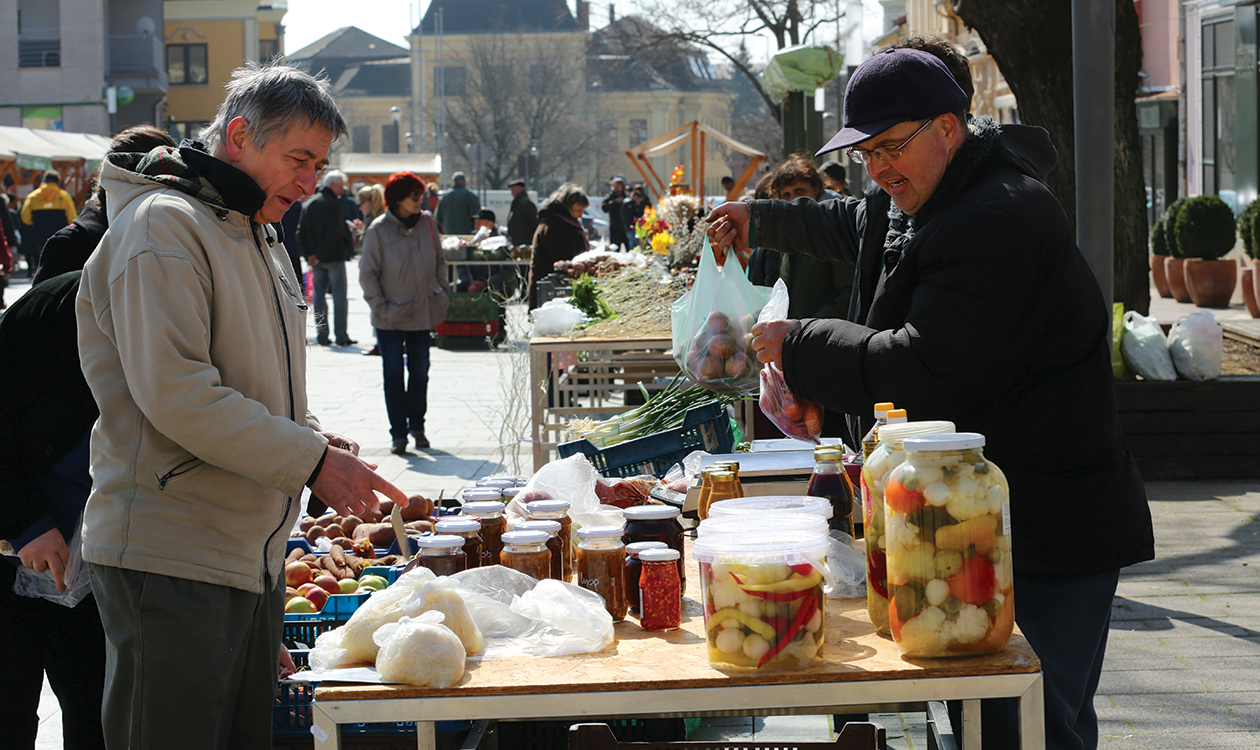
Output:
[806, 445, 855, 536]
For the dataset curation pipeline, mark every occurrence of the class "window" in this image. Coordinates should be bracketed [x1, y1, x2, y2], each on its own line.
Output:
[352, 125, 371, 153]
[382, 123, 399, 154]
[167, 43, 208, 85]
[259, 38, 280, 63]
[1201, 17, 1236, 204]
[168, 121, 208, 143]
[629, 119, 648, 148]
[18, 0, 60, 68]
[434, 66, 466, 96]
[599, 119, 617, 145]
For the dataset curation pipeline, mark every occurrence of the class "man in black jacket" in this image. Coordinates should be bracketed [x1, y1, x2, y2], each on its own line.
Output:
[506, 178, 538, 247]
[709, 48, 1154, 750]
[298, 169, 356, 346]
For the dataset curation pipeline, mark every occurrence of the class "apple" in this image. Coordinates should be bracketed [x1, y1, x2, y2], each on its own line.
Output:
[337, 578, 360, 595]
[285, 561, 313, 588]
[314, 574, 341, 595]
[285, 586, 299, 602]
[304, 586, 329, 611]
[285, 597, 316, 614]
[297, 582, 320, 597]
[357, 575, 388, 591]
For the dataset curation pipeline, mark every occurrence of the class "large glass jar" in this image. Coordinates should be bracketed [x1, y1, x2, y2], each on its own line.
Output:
[625, 541, 669, 615]
[884, 432, 1013, 658]
[515, 519, 565, 580]
[526, 499, 572, 581]
[805, 445, 855, 536]
[860, 420, 955, 635]
[575, 526, 628, 622]
[622, 505, 686, 595]
[500, 529, 552, 580]
[434, 517, 483, 570]
[413, 534, 468, 576]
[461, 499, 507, 567]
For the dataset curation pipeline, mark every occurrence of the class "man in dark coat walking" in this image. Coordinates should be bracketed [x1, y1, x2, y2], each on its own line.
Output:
[506, 178, 538, 247]
[298, 169, 356, 346]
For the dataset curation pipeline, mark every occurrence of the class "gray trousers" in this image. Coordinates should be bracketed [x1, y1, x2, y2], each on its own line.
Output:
[312, 260, 349, 343]
[89, 564, 284, 750]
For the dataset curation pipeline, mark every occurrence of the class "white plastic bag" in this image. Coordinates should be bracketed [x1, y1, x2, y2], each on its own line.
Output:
[825, 531, 867, 599]
[1168, 311, 1223, 381]
[373, 611, 467, 687]
[1120, 311, 1177, 381]
[398, 578, 486, 654]
[503, 453, 624, 532]
[12, 518, 92, 609]
[310, 567, 437, 669]
[530, 299, 588, 336]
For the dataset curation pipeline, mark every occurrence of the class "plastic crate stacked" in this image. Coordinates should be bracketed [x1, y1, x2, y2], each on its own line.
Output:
[555, 402, 735, 478]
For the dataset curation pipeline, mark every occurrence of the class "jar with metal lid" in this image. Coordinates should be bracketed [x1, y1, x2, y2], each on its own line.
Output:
[860, 419, 955, 634]
[885, 432, 1013, 658]
[622, 505, 686, 595]
[805, 445, 855, 536]
[413, 535, 468, 576]
[461, 500, 507, 566]
[526, 499, 572, 581]
[638, 548, 682, 631]
[709, 460, 744, 497]
[500, 529, 552, 580]
[434, 517, 483, 570]
[699, 470, 742, 520]
[625, 541, 668, 614]
[515, 519, 564, 580]
[575, 526, 628, 621]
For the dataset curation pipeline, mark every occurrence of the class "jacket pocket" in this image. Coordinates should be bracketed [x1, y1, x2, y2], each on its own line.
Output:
[277, 271, 309, 311]
[156, 455, 207, 490]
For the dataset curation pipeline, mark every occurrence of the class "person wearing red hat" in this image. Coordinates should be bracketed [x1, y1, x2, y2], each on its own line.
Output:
[708, 47, 1153, 750]
[359, 172, 450, 454]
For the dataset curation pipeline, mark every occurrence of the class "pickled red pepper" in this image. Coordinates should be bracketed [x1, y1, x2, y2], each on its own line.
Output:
[758, 592, 818, 668]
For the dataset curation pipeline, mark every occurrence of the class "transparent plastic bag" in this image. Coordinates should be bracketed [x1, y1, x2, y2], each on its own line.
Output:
[671, 238, 773, 395]
[12, 518, 91, 609]
[1120, 310, 1176, 381]
[373, 611, 466, 687]
[503, 453, 623, 531]
[1168, 311, 1222, 381]
[754, 280, 823, 442]
[530, 299, 588, 336]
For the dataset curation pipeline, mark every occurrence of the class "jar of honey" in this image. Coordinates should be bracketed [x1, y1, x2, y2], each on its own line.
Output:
[700, 470, 742, 519]
[514, 519, 565, 580]
[433, 517, 483, 570]
[499, 529, 552, 581]
[413, 535, 467, 576]
[461, 500, 507, 566]
[575, 526, 628, 622]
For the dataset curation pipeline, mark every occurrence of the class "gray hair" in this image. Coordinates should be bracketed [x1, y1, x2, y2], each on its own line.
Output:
[321, 169, 347, 189]
[545, 183, 589, 212]
[199, 63, 348, 152]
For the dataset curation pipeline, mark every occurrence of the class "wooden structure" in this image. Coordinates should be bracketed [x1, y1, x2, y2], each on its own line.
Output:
[336, 152, 441, 189]
[625, 121, 765, 204]
[0, 126, 112, 207]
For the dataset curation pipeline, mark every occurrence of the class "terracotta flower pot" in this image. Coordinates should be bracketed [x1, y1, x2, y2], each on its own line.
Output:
[1243, 268, 1260, 317]
[1164, 256, 1191, 303]
[1183, 258, 1237, 308]
[1150, 254, 1173, 298]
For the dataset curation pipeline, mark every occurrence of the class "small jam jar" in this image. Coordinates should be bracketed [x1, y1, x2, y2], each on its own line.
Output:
[476, 477, 518, 491]
[526, 499, 572, 581]
[499, 529, 552, 580]
[434, 517, 483, 570]
[638, 548, 682, 631]
[500, 486, 523, 505]
[622, 505, 686, 595]
[625, 541, 669, 614]
[413, 534, 468, 576]
[575, 526, 628, 622]
[514, 519, 565, 580]
[461, 498, 507, 566]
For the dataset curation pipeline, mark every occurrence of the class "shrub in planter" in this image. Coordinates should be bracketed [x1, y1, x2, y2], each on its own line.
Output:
[1175, 195, 1237, 308]
[1240, 198, 1260, 259]
[1162, 198, 1191, 302]
[1150, 216, 1172, 298]
[1162, 198, 1189, 257]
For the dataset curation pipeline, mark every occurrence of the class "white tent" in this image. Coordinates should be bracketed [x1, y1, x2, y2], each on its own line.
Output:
[0, 125, 109, 172]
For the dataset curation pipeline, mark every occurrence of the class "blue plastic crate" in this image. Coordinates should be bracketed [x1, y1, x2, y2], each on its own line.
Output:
[556, 402, 735, 478]
[323, 591, 371, 618]
[285, 538, 314, 555]
[281, 613, 339, 649]
[361, 564, 406, 584]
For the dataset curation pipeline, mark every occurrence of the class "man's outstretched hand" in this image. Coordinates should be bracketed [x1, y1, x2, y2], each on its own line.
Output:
[309, 445, 408, 518]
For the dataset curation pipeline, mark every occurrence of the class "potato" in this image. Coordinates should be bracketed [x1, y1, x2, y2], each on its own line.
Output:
[325, 523, 346, 539]
[340, 515, 362, 537]
[315, 512, 338, 528]
[378, 499, 395, 518]
[330, 536, 356, 549]
[305, 526, 326, 543]
[405, 520, 434, 534]
[368, 524, 397, 548]
[299, 516, 316, 533]
[402, 494, 434, 522]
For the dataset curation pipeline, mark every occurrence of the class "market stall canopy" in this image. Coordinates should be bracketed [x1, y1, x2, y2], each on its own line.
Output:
[0, 125, 110, 172]
[759, 44, 844, 100]
[625, 121, 766, 203]
[336, 152, 442, 186]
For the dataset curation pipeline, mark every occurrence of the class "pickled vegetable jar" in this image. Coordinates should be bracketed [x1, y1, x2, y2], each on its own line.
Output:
[884, 433, 1013, 658]
[693, 533, 828, 670]
[625, 541, 669, 614]
[860, 420, 955, 635]
[638, 548, 682, 631]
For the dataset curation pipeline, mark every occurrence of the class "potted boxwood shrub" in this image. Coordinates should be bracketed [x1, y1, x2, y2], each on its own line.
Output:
[1241, 198, 1260, 317]
[1162, 198, 1191, 302]
[1174, 195, 1237, 308]
[1149, 214, 1172, 298]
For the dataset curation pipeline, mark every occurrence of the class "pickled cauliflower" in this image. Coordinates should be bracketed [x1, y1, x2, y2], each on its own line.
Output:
[898, 603, 991, 653]
[944, 481, 992, 520]
[885, 512, 921, 552]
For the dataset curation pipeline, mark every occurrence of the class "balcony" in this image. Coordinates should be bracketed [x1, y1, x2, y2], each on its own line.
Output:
[19, 29, 60, 68]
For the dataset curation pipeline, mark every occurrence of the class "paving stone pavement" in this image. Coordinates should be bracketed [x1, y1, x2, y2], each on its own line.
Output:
[20, 267, 1260, 749]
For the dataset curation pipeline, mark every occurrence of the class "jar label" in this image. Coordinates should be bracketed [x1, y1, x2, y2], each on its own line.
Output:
[1001, 499, 1011, 536]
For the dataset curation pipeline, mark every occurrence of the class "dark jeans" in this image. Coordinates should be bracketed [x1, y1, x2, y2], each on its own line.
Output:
[89, 564, 284, 750]
[0, 563, 107, 750]
[377, 328, 432, 442]
[949, 569, 1120, 750]
[312, 260, 348, 343]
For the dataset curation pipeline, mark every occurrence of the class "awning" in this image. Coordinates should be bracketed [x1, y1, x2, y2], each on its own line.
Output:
[0, 125, 110, 172]
[335, 152, 442, 178]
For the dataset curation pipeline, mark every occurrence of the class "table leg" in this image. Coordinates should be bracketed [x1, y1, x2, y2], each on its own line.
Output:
[1019, 674, 1046, 750]
[415, 720, 437, 750]
[311, 704, 343, 750]
[531, 346, 546, 472]
[961, 699, 981, 750]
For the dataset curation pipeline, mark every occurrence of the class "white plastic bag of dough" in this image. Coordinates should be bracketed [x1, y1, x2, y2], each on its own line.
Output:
[399, 578, 486, 654]
[315, 567, 437, 667]
[373, 611, 466, 687]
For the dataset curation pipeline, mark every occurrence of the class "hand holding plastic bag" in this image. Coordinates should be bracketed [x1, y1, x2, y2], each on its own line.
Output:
[12, 517, 92, 609]
[671, 237, 773, 395]
[754, 280, 823, 442]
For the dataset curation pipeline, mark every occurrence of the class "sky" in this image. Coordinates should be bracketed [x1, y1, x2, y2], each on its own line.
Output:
[282, 0, 887, 62]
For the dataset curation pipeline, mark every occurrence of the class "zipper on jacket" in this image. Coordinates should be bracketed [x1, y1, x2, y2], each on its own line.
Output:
[251, 222, 298, 582]
[156, 456, 203, 490]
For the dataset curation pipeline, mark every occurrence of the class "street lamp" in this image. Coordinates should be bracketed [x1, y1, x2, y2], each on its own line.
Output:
[389, 106, 402, 153]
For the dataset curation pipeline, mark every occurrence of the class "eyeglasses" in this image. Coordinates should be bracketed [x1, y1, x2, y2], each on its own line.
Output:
[847, 117, 936, 166]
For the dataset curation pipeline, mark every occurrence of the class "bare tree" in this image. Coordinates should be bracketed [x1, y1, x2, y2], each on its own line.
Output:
[626, 0, 845, 124]
[439, 34, 601, 190]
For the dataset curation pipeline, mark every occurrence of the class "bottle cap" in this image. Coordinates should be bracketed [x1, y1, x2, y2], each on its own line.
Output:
[623, 505, 681, 521]
[414, 534, 465, 549]
[812, 445, 844, 462]
[575, 525, 626, 540]
[638, 548, 681, 562]
[626, 541, 669, 554]
[877, 420, 956, 446]
[515, 520, 562, 534]
[434, 517, 481, 534]
[501, 530, 550, 545]
[885, 408, 908, 423]
[902, 432, 986, 452]
[461, 500, 506, 516]
[461, 488, 502, 503]
[527, 499, 571, 514]
[873, 401, 895, 417]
